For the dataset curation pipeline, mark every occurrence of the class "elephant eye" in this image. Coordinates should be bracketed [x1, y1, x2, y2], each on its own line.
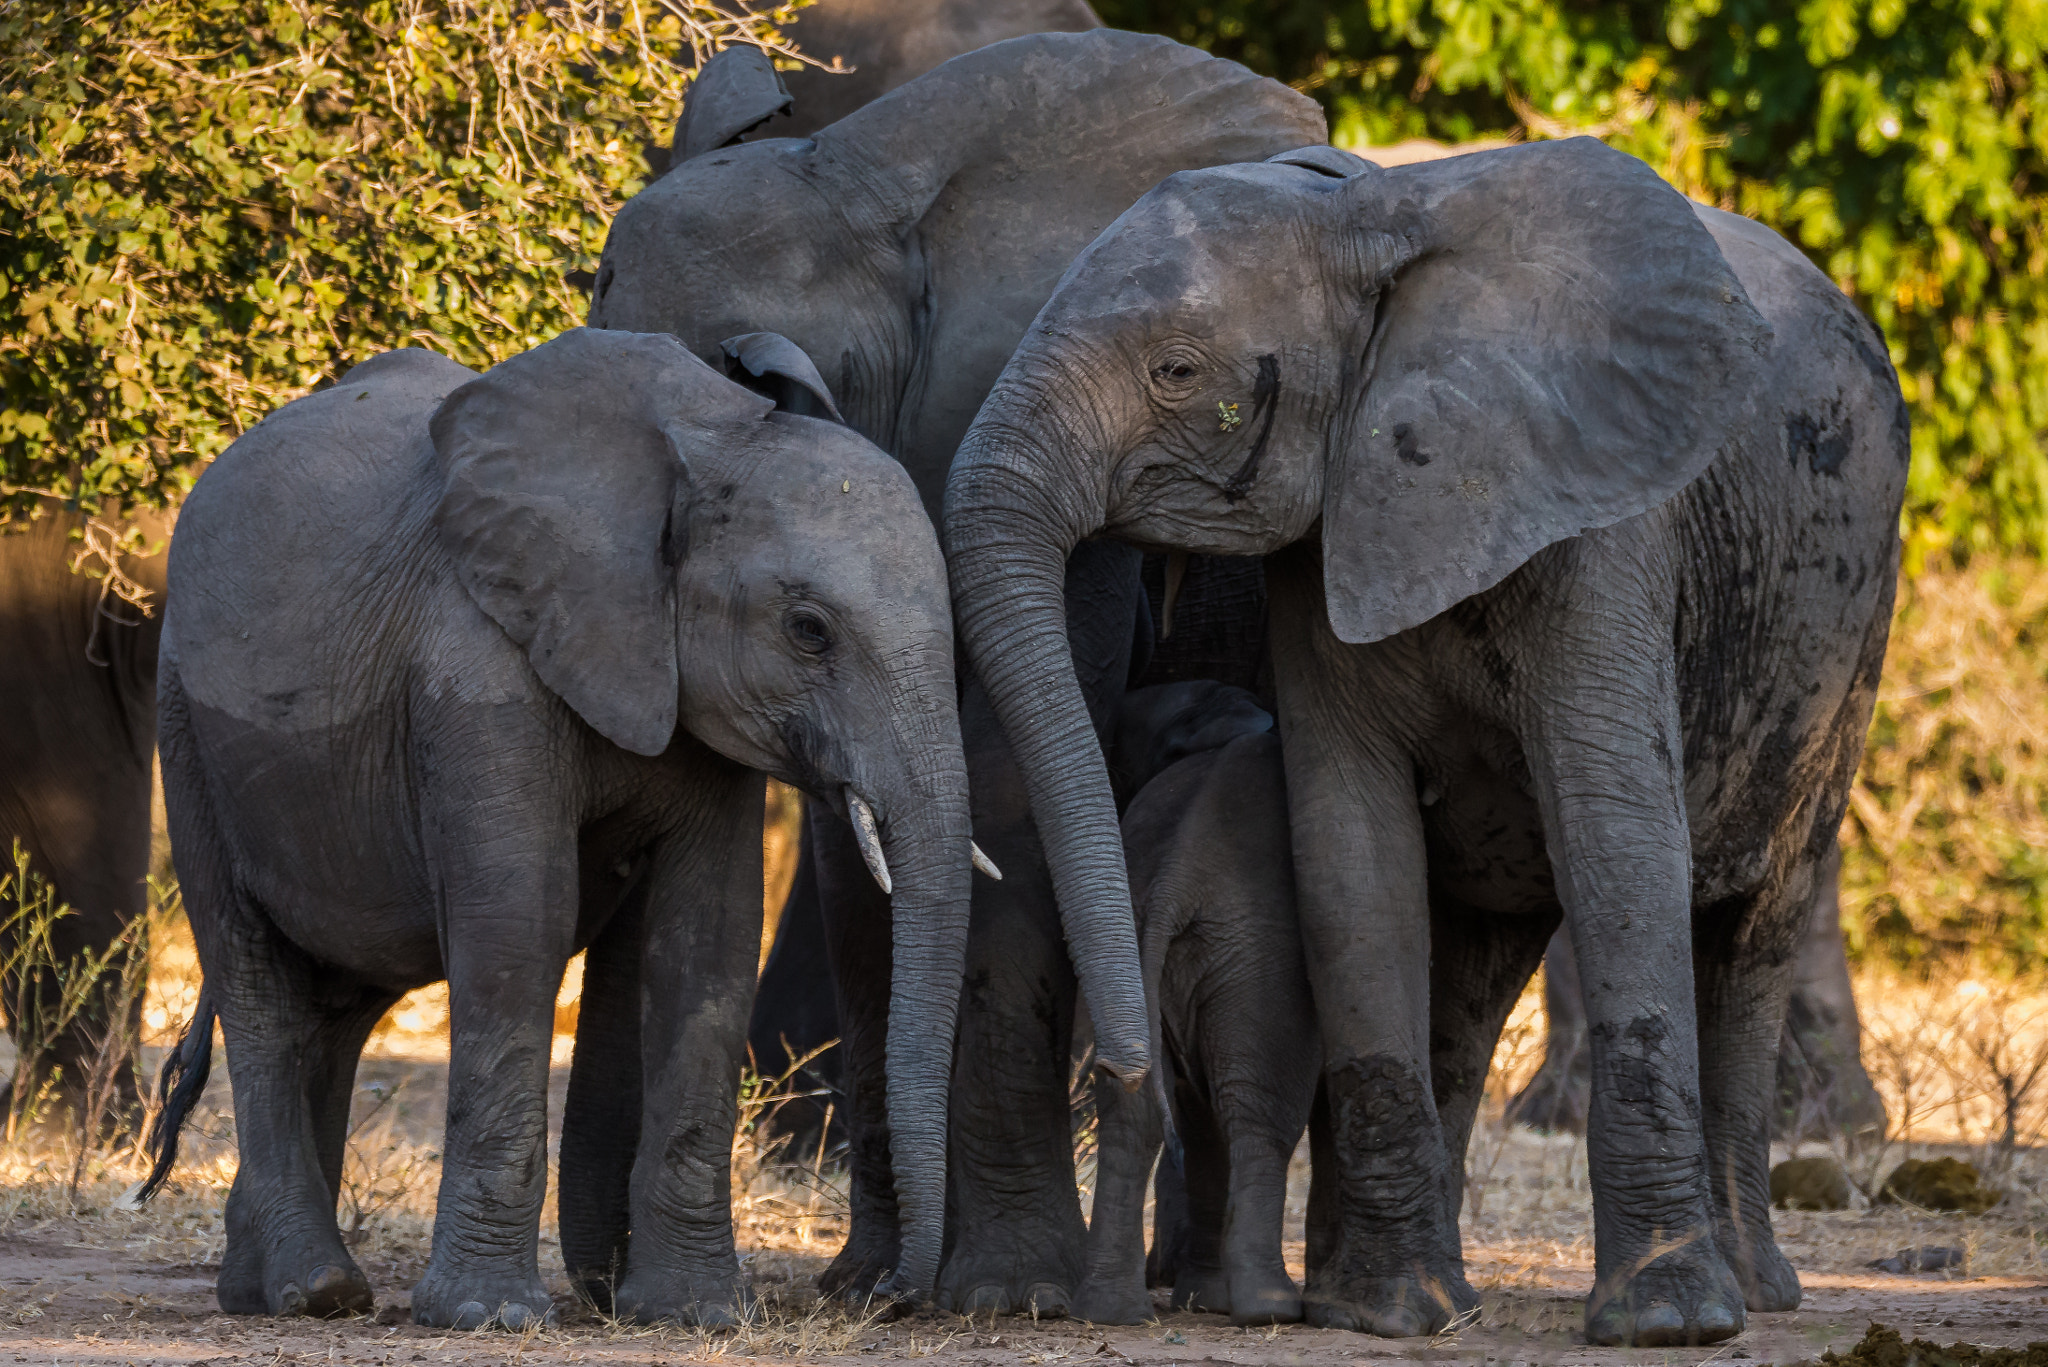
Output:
[785, 609, 833, 656]
[1156, 361, 1198, 381]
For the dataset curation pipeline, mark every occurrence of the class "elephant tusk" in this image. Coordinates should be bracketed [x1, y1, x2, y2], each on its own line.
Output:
[846, 787, 892, 896]
[1160, 551, 1189, 641]
[971, 841, 1003, 881]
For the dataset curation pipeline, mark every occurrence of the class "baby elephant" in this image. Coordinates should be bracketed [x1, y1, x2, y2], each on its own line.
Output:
[1078, 700, 1319, 1326]
[145, 329, 976, 1329]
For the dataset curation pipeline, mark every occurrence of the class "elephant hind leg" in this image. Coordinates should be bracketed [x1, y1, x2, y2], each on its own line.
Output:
[160, 664, 383, 1319]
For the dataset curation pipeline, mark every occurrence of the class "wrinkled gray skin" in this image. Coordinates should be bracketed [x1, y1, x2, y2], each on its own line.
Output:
[944, 141, 1907, 1346]
[591, 30, 1322, 1314]
[1081, 697, 1326, 1328]
[0, 502, 169, 1125]
[1515, 840, 1887, 1140]
[150, 329, 971, 1327]
[739, 0, 1102, 1161]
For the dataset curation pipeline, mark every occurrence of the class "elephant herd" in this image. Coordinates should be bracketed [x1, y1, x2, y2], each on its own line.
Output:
[0, 0, 1908, 1352]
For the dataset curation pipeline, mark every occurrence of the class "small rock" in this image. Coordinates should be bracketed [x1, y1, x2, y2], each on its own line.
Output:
[1875, 1156, 2002, 1213]
[1771, 1154, 1853, 1210]
[1866, 1245, 1964, 1274]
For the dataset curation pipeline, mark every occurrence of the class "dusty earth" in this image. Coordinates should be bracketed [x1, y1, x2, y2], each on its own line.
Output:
[2, 1045, 2046, 1367]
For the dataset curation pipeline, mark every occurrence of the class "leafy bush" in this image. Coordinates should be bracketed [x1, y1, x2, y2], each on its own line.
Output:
[0, 0, 800, 520]
[1095, 0, 2048, 565]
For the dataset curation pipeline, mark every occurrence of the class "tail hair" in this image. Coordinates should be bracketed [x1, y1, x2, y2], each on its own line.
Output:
[139, 988, 215, 1202]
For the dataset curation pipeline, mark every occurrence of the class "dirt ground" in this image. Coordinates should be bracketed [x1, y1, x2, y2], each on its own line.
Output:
[5, 1042, 2048, 1367]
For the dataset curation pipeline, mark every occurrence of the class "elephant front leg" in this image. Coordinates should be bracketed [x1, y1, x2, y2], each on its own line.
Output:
[616, 769, 765, 1326]
[1529, 689, 1742, 1347]
[1279, 743, 1468, 1333]
[411, 821, 575, 1332]
[1071, 1058, 1166, 1325]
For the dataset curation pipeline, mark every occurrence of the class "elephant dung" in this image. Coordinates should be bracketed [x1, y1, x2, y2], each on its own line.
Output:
[1875, 1156, 2003, 1214]
[1770, 1154, 1852, 1210]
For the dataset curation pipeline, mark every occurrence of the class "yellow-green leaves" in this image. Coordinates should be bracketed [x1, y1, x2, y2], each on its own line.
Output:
[0, 0, 804, 520]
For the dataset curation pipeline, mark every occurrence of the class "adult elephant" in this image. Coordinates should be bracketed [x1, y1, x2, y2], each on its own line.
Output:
[733, 0, 1102, 1161]
[942, 141, 1906, 1346]
[0, 501, 169, 1125]
[591, 30, 1321, 1312]
[1514, 839, 1887, 1140]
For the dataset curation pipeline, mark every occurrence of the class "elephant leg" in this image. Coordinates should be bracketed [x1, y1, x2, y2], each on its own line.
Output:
[1072, 1055, 1166, 1324]
[1524, 642, 1742, 1348]
[747, 816, 842, 1156]
[615, 769, 763, 1326]
[936, 541, 1144, 1318]
[811, 806, 901, 1300]
[1429, 900, 1560, 1236]
[559, 888, 648, 1310]
[1776, 839, 1885, 1141]
[1166, 1075, 1229, 1314]
[1695, 869, 1808, 1314]
[159, 674, 380, 1318]
[1507, 927, 1592, 1133]
[1146, 1125, 1189, 1289]
[1268, 558, 1468, 1338]
[409, 799, 574, 1331]
[1303, 1080, 1334, 1283]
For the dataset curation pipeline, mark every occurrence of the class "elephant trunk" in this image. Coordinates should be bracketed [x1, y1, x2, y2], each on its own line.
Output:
[942, 395, 1149, 1084]
[871, 669, 975, 1301]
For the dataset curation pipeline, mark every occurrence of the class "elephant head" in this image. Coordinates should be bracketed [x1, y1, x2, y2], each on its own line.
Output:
[942, 139, 1773, 981]
[429, 327, 970, 1298]
[589, 27, 1323, 1085]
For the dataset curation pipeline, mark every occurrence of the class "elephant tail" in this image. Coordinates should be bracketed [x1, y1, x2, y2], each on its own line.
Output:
[138, 986, 216, 1202]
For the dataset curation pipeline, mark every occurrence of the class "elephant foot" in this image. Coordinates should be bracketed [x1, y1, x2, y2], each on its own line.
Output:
[936, 1221, 1082, 1318]
[1071, 1277, 1155, 1326]
[1304, 1267, 1475, 1337]
[614, 1270, 751, 1327]
[410, 1267, 556, 1331]
[1169, 1265, 1229, 1315]
[819, 1230, 898, 1302]
[1227, 1272, 1302, 1327]
[1584, 1240, 1745, 1347]
[217, 1239, 372, 1319]
[1733, 1237, 1802, 1314]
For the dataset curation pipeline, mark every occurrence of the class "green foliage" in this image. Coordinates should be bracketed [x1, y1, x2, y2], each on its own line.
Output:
[0, 0, 800, 519]
[1095, 0, 2048, 566]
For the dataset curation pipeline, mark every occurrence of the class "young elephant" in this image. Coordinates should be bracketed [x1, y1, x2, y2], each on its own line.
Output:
[1078, 727, 1319, 1328]
[145, 328, 975, 1328]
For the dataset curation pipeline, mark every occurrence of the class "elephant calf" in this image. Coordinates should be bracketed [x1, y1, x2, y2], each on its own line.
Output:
[144, 328, 976, 1328]
[1078, 688, 1318, 1327]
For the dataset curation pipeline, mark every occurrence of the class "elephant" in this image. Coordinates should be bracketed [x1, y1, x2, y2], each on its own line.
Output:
[1080, 692, 1330, 1327]
[1513, 838, 1887, 1141]
[141, 327, 976, 1329]
[942, 139, 1908, 1346]
[734, 0, 1103, 1160]
[590, 29, 1322, 1313]
[0, 500, 169, 1127]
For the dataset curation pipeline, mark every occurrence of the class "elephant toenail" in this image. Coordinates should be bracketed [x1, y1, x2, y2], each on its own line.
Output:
[1632, 1301, 1687, 1346]
[1697, 1302, 1742, 1342]
[275, 1283, 305, 1316]
[960, 1286, 1009, 1314]
[451, 1301, 491, 1330]
[1371, 1304, 1428, 1338]
[1025, 1283, 1070, 1318]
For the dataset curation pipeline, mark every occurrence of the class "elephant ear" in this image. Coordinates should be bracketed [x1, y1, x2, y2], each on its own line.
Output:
[720, 331, 844, 422]
[673, 46, 792, 165]
[1322, 138, 1772, 644]
[829, 29, 1327, 478]
[431, 327, 772, 755]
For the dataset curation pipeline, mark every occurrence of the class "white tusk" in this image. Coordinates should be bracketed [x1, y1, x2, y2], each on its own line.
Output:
[971, 842, 1003, 881]
[846, 787, 892, 896]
